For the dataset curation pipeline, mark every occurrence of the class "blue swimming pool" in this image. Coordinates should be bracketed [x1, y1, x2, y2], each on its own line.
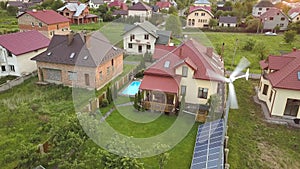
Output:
[122, 81, 141, 96]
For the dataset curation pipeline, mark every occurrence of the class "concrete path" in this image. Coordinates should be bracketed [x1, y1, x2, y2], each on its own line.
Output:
[116, 102, 133, 107]
[100, 108, 115, 123]
[253, 95, 300, 129]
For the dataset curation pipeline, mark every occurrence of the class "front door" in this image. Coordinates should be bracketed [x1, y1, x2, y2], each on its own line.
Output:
[138, 45, 142, 53]
[85, 74, 90, 86]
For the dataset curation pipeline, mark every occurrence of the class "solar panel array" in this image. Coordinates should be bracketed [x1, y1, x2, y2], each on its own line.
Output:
[191, 119, 224, 169]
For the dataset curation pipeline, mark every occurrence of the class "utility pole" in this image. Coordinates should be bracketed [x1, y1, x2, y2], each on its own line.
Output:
[231, 39, 238, 70]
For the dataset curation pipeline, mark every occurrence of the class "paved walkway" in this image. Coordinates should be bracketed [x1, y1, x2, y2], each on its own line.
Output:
[100, 108, 115, 123]
[253, 94, 300, 129]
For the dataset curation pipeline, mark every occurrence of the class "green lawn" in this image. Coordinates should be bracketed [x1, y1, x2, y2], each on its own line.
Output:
[185, 32, 300, 73]
[227, 79, 300, 169]
[0, 10, 18, 34]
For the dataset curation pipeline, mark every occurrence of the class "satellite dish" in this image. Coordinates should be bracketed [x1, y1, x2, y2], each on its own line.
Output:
[207, 57, 250, 109]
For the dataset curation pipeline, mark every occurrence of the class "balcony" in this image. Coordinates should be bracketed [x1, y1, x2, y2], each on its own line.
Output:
[142, 101, 175, 113]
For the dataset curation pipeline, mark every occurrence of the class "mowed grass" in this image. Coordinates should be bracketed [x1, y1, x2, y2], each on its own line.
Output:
[227, 79, 300, 169]
[185, 32, 300, 73]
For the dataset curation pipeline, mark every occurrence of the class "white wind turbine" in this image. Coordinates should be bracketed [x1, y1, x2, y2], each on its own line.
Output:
[207, 57, 250, 109]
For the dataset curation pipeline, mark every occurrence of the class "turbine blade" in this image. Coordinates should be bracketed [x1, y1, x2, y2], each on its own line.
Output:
[245, 68, 250, 81]
[229, 82, 238, 109]
[206, 69, 228, 82]
[230, 57, 250, 79]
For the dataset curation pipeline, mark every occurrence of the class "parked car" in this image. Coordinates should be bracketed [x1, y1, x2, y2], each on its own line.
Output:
[265, 31, 277, 36]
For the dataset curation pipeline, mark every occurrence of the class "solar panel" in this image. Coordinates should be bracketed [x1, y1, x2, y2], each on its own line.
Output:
[191, 119, 224, 169]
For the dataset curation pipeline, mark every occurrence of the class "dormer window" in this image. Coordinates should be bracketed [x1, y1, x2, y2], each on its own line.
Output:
[70, 52, 75, 59]
[31, 22, 34, 27]
[164, 61, 170, 68]
[83, 56, 88, 60]
[182, 66, 188, 77]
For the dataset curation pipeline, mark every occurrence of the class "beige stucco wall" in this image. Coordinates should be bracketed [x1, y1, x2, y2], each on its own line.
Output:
[186, 10, 212, 28]
[123, 26, 156, 54]
[272, 88, 300, 118]
[258, 76, 300, 118]
[16, 48, 47, 75]
[176, 64, 218, 105]
[292, 14, 300, 23]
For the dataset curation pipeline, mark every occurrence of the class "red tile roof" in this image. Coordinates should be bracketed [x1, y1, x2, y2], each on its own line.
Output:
[108, 0, 128, 10]
[139, 75, 180, 94]
[128, 2, 151, 11]
[18, 10, 69, 25]
[288, 7, 300, 15]
[153, 45, 176, 60]
[261, 50, 300, 90]
[156, 2, 171, 9]
[0, 30, 50, 56]
[189, 6, 212, 13]
[260, 7, 289, 20]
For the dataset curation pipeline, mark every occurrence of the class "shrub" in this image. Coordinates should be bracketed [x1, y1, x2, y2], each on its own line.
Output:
[134, 70, 144, 79]
[243, 38, 256, 51]
[101, 99, 109, 107]
[284, 30, 297, 43]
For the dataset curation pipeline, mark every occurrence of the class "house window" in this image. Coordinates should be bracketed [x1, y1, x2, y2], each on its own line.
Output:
[258, 12, 261, 15]
[266, 8, 269, 11]
[107, 66, 110, 75]
[31, 22, 34, 27]
[68, 71, 77, 81]
[147, 45, 151, 50]
[269, 90, 273, 102]
[182, 66, 188, 77]
[7, 50, 12, 57]
[269, 17, 273, 20]
[130, 34, 135, 41]
[284, 99, 300, 117]
[66, 12, 69, 16]
[192, 19, 195, 26]
[198, 19, 201, 22]
[195, 12, 198, 16]
[99, 71, 103, 80]
[262, 84, 269, 95]
[188, 19, 191, 26]
[259, 8, 262, 11]
[1, 65, 6, 72]
[181, 85, 186, 95]
[9, 65, 15, 72]
[111, 59, 114, 66]
[198, 87, 208, 99]
[84, 73, 90, 86]
[56, 25, 59, 30]
[144, 34, 149, 39]
[128, 43, 132, 48]
[39, 22, 42, 27]
[280, 23, 284, 27]
[281, 17, 285, 21]
[201, 13, 205, 16]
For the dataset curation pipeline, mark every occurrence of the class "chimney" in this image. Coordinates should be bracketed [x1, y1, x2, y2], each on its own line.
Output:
[179, 47, 183, 58]
[206, 47, 213, 58]
[84, 32, 91, 48]
[68, 31, 74, 46]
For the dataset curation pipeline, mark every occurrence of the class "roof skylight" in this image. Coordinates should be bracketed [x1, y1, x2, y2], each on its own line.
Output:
[70, 52, 75, 59]
[164, 61, 170, 68]
[83, 56, 88, 60]
[47, 52, 52, 56]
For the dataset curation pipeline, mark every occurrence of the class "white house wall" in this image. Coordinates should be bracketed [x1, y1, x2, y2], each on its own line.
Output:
[128, 10, 152, 18]
[252, 7, 270, 17]
[123, 26, 156, 54]
[176, 64, 218, 105]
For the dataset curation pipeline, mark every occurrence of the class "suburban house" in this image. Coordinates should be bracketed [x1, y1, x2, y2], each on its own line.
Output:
[186, 7, 213, 28]
[108, 0, 128, 10]
[0, 31, 50, 77]
[17, 9, 70, 38]
[258, 49, 300, 119]
[123, 21, 172, 54]
[57, 2, 98, 25]
[260, 8, 290, 31]
[252, 0, 274, 17]
[288, 7, 300, 23]
[155, 1, 172, 11]
[139, 39, 224, 113]
[112, 9, 128, 18]
[128, 2, 152, 18]
[218, 16, 237, 27]
[193, 0, 210, 7]
[31, 31, 123, 89]
[88, 0, 104, 9]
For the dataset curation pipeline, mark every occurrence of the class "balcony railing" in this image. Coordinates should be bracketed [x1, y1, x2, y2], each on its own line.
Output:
[142, 101, 175, 113]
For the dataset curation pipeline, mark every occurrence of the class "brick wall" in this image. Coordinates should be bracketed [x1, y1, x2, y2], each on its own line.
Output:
[18, 13, 70, 38]
[36, 53, 124, 89]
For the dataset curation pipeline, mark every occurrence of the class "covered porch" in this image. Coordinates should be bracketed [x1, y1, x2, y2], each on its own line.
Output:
[139, 75, 180, 113]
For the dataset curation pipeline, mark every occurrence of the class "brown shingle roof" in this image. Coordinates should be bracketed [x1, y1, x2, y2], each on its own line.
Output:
[128, 2, 151, 11]
[31, 31, 123, 67]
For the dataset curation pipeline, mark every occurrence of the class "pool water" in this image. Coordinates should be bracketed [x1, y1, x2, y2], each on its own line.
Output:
[122, 81, 141, 96]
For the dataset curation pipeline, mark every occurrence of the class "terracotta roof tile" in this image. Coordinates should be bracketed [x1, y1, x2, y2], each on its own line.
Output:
[128, 2, 151, 11]
[19, 10, 69, 25]
[0, 30, 50, 56]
